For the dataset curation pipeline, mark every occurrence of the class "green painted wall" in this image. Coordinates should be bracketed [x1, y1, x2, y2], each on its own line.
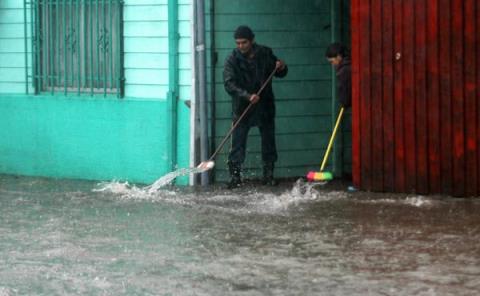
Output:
[0, 0, 29, 93]
[123, 0, 192, 100]
[0, 95, 190, 184]
[206, 0, 352, 181]
[0, 0, 192, 184]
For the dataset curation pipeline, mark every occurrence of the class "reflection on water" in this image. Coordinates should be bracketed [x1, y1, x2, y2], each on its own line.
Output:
[1, 175, 479, 295]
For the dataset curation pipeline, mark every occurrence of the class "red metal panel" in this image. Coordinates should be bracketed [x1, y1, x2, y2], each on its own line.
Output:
[402, 0, 416, 193]
[359, 0, 372, 190]
[426, 0, 441, 193]
[451, 0, 466, 196]
[477, 0, 480, 196]
[439, 0, 453, 195]
[351, 0, 479, 196]
[414, 0, 428, 194]
[351, 0, 361, 189]
[382, 0, 395, 192]
[465, 0, 478, 196]
[393, 0, 405, 192]
[371, 0, 383, 191]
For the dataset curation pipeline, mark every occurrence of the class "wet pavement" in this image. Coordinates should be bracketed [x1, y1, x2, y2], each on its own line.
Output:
[0, 174, 479, 295]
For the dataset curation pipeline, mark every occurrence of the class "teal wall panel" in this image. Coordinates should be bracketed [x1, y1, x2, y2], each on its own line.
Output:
[0, 39, 24, 53]
[0, 0, 23, 8]
[0, 95, 190, 184]
[213, 0, 331, 13]
[0, 53, 24, 67]
[124, 53, 168, 68]
[0, 68, 24, 82]
[0, 24, 25, 38]
[175, 102, 191, 185]
[123, 2, 169, 100]
[124, 4, 167, 21]
[0, 83, 25, 93]
[123, 1, 191, 100]
[0, 1, 27, 94]
[125, 69, 169, 85]
[124, 22, 169, 37]
[0, 10, 23, 23]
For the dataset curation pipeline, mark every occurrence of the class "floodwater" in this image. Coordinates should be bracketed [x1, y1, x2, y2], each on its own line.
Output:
[1, 174, 479, 296]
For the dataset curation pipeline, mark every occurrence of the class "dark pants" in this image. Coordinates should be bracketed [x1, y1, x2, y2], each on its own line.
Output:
[228, 117, 277, 166]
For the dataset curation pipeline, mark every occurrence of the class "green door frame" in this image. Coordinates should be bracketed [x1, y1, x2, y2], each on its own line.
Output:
[167, 0, 179, 172]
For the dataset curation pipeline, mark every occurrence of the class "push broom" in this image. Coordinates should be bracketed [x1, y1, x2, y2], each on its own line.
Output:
[306, 107, 345, 182]
[196, 66, 279, 172]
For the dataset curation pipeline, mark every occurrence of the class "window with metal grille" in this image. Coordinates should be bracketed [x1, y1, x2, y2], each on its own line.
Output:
[27, 0, 124, 97]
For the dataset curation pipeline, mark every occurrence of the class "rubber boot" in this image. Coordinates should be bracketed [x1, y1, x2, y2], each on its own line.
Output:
[262, 162, 278, 186]
[227, 162, 242, 189]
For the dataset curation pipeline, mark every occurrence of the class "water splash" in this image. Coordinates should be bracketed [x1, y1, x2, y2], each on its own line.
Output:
[196, 179, 348, 216]
[93, 166, 205, 199]
[144, 167, 204, 194]
[354, 195, 436, 207]
[0, 287, 17, 296]
[404, 196, 434, 207]
[93, 181, 149, 199]
[93, 174, 352, 219]
[251, 179, 347, 213]
[290, 178, 328, 200]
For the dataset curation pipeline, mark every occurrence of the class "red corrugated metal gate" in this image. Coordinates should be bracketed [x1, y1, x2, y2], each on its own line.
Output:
[351, 0, 479, 196]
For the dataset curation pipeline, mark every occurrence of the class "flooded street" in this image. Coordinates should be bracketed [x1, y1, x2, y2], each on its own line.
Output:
[1, 175, 479, 295]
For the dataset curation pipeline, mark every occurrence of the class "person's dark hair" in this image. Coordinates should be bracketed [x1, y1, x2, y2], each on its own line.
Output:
[325, 42, 350, 58]
[234, 25, 255, 41]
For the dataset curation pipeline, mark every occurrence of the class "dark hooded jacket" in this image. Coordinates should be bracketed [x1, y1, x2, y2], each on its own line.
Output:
[335, 57, 352, 108]
[223, 44, 288, 123]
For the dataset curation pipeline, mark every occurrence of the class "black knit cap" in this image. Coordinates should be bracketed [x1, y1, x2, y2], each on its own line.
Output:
[234, 25, 255, 40]
[325, 42, 350, 58]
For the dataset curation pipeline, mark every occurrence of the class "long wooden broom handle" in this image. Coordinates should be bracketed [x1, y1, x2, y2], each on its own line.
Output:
[208, 66, 278, 162]
[320, 107, 345, 172]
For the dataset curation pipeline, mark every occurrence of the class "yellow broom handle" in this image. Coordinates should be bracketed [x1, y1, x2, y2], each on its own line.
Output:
[320, 107, 345, 171]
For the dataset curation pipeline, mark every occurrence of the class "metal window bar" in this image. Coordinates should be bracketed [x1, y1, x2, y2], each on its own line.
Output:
[25, 0, 124, 97]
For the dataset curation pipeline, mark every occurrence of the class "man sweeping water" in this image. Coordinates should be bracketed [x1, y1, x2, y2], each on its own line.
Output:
[223, 25, 288, 189]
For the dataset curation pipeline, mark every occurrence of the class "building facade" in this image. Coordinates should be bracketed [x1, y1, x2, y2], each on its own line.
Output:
[1, 0, 350, 186]
[0, 0, 192, 184]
